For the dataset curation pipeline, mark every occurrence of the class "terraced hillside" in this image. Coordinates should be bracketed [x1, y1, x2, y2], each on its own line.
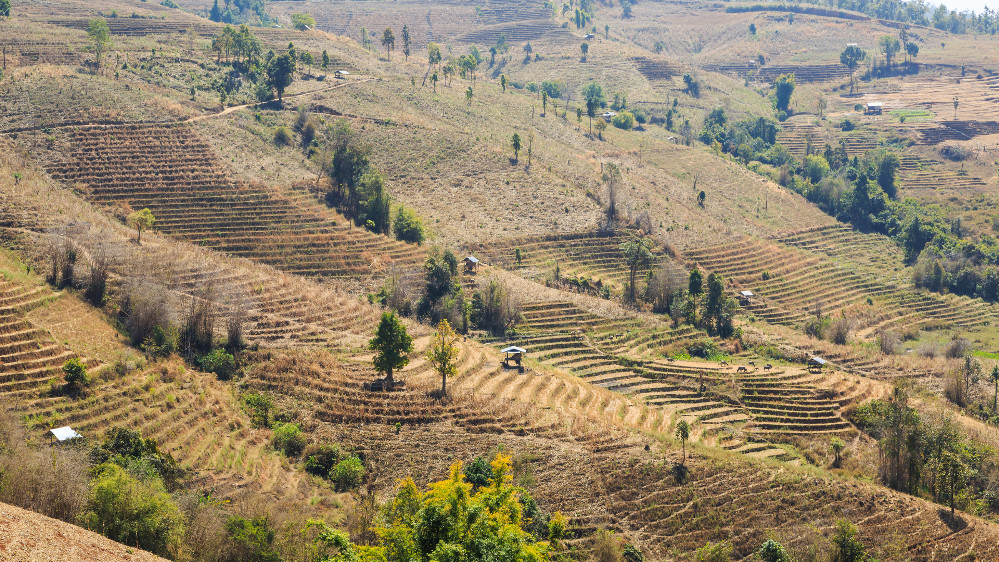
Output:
[686, 236, 998, 333]
[505, 301, 864, 463]
[0, 279, 74, 397]
[466, 231, 668, 295]
[38, 124, 424, 286]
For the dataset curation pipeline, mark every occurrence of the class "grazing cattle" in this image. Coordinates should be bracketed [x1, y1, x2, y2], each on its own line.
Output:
[736, 366, 748, 373]
[666, 357, 675, 363]
[764, 363, 773, 371]
[720, 360, 728, 367]
[748, 361, 756, 367]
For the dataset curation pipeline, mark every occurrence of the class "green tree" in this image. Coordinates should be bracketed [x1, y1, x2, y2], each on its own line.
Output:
[500, 74, 507, 92]
[466, 86, 473, 106]
[322, 49, 330, 70]
[580, 41, 589, 60]
[758, 539, 790, 562]
[62, 358, 89, 393]
[612, 111, 635, 130]
[675, 419, 690, 465]
[937, 450, 968, 516]
[428, 319, 460, 396]
[356, 170, 392, 234]
[127, 208, 155, 244]
[697, 190, 706, 207]
[402, 25, 411, 61]
[831, 519, 866, 562]
[267, 53, 295, 102]
[226, 516, 281, 562]
[511, 133, 521, 162]
[840, 45, 866, 94]
[541, 91, 548, 115]
[879, 35, 901, 68]
[87, 18, 112, 72]
[291, 13, 315, 31]
[393, 205, 425, 245]
[831, 437, 845, 468]
[772, 73, 795, 113]
[78, 463, 183, 556]
[905, 41, 919, 64]
[209, 0, 221, 22]
[330, 455, 365, 491]
[378, 455, 554, 560]
[427, 42, 442, 71]
[369, 311, 413, 389]
[382, 27, 395, 59]
[620, 237, 654, 303]
[990, 365, 999, 412]
[876, 150, 901, 198]
[272, 422, 306, 456]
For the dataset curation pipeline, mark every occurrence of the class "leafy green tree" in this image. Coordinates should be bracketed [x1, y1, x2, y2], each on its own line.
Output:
[330, 455, 365, 491]
[393, 205, 425, 244]
[500, 74, 507, 92]
[772, 73, 795, 113]
[463, 457, 493, 491]
[127, 208, 155, 244]
[511, 133, 522, 162]
[876, 150, 901, 199]
[87, 18, 112, 71]
[382, 27, 395, 59]
[62, 357, 89, 393]
[831, 437, 845, 468]
[466, 86, 473, 106]
[758, 539, 790, 562]
[905, 41, 919, 64]
[378, 455, 554, 560]
[322, 49, 330, 69]
[612, 111, 635, 130]
[541, 91, 548, 115]
[198, 348, 237, 380]
[209, 0, 221, 22]
[937, 450, 968, 516]
[267, 53, 295, 102]
[356, 170, 391, 234]
[402, 25, 411, 61]
[991, 365, 999, 412]
[580, 42, 589, 60]
[697, 190, 706, 207]
[675, 419, 690, 464]
[318, 120, 371, 216]
[428, 319, 460, 396]
[427, 42, 442, 71]
[840, 45, 866, 94]
[78, 463, 183, 556]
[226, 516, 281, 562]
[879, 35, 901, 68]
[620, 237, 654, 303]
[291, 13, 315, 31]
[369, 311, 413, 389]
[831, 519, 866, 562]
[272, 422, 306, 456]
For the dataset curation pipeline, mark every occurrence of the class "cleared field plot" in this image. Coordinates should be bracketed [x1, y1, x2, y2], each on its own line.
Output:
[685, 236, 999, 334]
[703, 62, 852, 84]
[40, 124, 425, 286]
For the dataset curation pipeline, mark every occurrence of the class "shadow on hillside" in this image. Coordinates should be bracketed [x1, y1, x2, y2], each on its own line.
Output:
[937, 508, 967, 532]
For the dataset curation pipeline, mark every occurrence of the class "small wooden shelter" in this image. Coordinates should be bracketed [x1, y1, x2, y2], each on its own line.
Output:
[865, 102, 883, 115]
[463, 256, 480, 273]
[808, 356, 827, 373]
[334, 70, 350, 80]
[49, 426, 82, 445]
[501, 346, 525, 368]
[739, 290, 754, 305]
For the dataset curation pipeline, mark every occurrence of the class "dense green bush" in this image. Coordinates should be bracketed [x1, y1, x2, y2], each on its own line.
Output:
[62, 358, 90, 393]
[78, 463, 183, 557]
[198, 348, 237, 380]
[243, 392, 274, 428]
[393, 205, 425, 245]
[89, 427, 182, 489]
[303, 444, 341, 477]
[330, 455, 365, 491]
[272, 422, 305, 457]
[225, 516, 280, 562]
[463, 456, 493, 491]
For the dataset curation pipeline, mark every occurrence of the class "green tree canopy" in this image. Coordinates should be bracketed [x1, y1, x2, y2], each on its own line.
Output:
[267, 53, 295, 101]
[127, 208, 155, 244]
[620, 237, 654, 303]
[291, 13, 315, 31]
[369, 311, 413, 388]
[772, 73, 795, 113]
[87, 18, 112, 71]
[1, 0, 12, 17]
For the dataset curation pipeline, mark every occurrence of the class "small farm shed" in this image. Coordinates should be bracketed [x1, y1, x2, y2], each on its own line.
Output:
[501, 346, 525, 367]
[808, 356, 827, 373]
[334, 70, 350, 79]
[49, 426, 82, 445]
[584, 33, 595, 39]
[602, 111, 617, 122]
[865, 102, 883, 115]
[463, 256, 480, 273]
[739, 290, 754, 305]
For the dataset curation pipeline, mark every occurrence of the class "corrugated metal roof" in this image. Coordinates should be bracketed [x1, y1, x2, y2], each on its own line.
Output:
[50, 426, 82, 441]
[501, 346, 526, 354]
